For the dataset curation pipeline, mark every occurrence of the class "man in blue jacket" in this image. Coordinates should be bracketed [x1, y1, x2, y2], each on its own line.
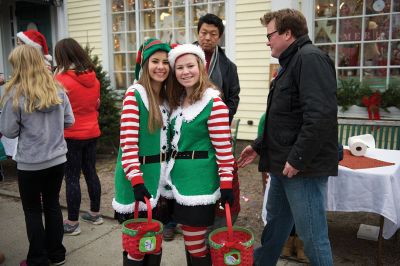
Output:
[238, 8, 338, 266]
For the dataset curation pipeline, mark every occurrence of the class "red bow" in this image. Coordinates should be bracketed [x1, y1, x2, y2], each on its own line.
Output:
[220, 240, 248, 254]
[362, 92, 381, 120]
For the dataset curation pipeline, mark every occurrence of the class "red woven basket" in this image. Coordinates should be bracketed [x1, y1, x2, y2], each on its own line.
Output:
[209, 203, 254, 266]
[122, 197, 163, 256]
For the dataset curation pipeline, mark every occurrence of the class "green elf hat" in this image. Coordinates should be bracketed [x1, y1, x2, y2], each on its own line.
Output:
[135, 38, 171, 80]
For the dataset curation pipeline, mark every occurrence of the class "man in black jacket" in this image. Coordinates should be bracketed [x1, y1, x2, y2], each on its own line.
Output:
[195, 13, 240, 124]
[238, 9, 337, 266]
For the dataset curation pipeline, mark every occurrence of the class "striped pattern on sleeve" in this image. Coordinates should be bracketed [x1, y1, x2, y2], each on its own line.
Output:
[120, 89, 144, 186]
[207, 97, 234, 189]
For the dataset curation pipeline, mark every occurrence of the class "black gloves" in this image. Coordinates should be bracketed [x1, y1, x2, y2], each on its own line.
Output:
[133, 184, 151, 203]
[220, 189, 234, 207]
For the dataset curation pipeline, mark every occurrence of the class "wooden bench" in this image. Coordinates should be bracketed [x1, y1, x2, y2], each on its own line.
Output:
[338, 119, 400, 150]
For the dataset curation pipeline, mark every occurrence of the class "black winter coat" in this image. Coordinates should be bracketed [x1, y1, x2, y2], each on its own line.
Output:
[252, 35, 338, 177]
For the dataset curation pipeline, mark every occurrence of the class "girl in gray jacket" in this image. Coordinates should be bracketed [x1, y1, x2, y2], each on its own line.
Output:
[0, 45, 74, 266]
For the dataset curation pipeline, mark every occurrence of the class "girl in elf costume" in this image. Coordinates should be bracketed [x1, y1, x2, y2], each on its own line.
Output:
[112, 38, 171, 266]
[165, 44, 235, 266]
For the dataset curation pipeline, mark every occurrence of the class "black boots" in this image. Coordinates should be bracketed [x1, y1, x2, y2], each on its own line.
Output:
[123, 251, 162, 266]
[188, 253, 211, 266]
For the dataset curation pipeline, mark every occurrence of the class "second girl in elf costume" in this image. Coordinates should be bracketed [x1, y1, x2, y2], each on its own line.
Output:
[165, 44, 235, 266]
[112, 38, 171, 266]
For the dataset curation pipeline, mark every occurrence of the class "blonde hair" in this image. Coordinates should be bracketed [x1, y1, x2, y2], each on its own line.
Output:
[1, 45, 62, 112]
[168, 56, 217, 111]
[138, 58, 170, 133]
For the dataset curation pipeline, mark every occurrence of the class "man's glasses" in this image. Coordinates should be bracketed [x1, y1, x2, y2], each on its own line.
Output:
[266, 30, 278, 41]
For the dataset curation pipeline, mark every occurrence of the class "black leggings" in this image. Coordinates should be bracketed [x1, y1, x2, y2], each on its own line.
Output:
[65, 138, 101, 221]
[18, 163, 66, 265]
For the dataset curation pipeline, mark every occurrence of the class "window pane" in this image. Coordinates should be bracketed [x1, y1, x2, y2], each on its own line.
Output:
[175, 28, 186, 44]
[174, 7, 185, 27]
[112, 0, 124, 12]
[112, 14, 126, 32]
[339, 0, 363, 17]
[159, 8, 172, 27]
[127, 32, 136, 51]
[392, 14, 400, 39]
[318, 45, 336, 64]
[127, 12, 136, 31]
[211, 3, 225, 20]
[192, 0, 207, 3]
[114, 72, 127, 90]
[315, 19, 336, 43]
[395, 1, 400, 12]
[191, 4, 207, 26]
[338, 44, 360, 66]
[366, 0, 390, 15]
[364, 15, 390, 41]
[141, 9, 155, 30]
[114, 54, 126, 71]
[140, 30, 156, 41]
[390, 68, 400, 77]
[363, 69, 386, 90]
[338, 68, 360, 80]
[127, 0, 135, 11]
[142, 0, 155, 9]
[364, 42, 387, 66]
[339, 17, 361, 42]
[127, 53, 136, 71]
[159, 0, 171, 8]
[315, 0, 337, 18]
[113, 33, 126, 52]
[390, 41, 400, 66]
[160, 29, 173, 43]
[174, 0, 185, 6]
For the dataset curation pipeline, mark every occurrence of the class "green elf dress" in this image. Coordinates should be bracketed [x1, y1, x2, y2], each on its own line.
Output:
[163, 88, 234, 227]
[112, 84, 169, 214]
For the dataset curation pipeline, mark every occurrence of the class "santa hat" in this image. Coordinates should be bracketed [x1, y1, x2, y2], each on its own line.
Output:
[168, 44, 206, 70]
[16, 30, 52, 61]
[135, 38, 171, 80]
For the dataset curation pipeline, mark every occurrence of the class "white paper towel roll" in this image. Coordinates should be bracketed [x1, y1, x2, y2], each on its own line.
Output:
[348, 134, 375, 156]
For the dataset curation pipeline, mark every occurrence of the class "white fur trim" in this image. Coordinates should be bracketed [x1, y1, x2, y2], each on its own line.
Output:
[181, 88, 220, 122]
[17, 32, 43, 50]
[112, 193, 161, 213]
[171, 185, 221, 206]
[44, 54, 52, 61]
[128, 83, 149, 110]
[168, 44, 206, 69]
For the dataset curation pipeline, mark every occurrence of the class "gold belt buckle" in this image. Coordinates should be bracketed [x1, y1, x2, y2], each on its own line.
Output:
[191, 151, 195, 159]
[142, 156, 146, 165]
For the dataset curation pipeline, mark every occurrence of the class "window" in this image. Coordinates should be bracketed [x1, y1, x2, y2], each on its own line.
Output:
[314, 0, 400, 89]
[110, 0, 225, 93]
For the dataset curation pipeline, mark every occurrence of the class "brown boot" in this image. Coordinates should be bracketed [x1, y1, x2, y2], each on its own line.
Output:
[281, 236, 295, 258]
[294, 236, 310, 263]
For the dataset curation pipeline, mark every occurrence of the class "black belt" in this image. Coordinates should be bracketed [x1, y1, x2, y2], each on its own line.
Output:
[139, 153, 168, 165]
[170, 150, 208, 160]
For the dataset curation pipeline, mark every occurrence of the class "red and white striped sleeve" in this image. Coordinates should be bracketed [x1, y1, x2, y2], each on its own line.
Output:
[207, 97, 234, 189]
[120, 89, 144, 186]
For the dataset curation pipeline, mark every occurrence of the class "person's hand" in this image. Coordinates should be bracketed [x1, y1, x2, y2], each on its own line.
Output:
[237, 145, 257, 168]
[282, 162, 299, 178]
[220, 189, 234, 207]
[133, 184, 151, 203]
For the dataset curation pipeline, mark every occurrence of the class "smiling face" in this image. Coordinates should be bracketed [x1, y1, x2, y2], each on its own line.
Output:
[147, 51, 170, 84]
[174, 54, 200, 90]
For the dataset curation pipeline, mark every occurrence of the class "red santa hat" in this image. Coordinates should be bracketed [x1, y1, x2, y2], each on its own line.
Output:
[16, 30, 52, 61]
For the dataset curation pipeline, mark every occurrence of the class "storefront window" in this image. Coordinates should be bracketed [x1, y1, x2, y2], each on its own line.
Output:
[314, 0, 400, 89]
[111, 0, 225, 92]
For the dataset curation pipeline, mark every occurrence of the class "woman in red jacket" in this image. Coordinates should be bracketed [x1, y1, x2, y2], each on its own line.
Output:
[54, 38, 102, 236]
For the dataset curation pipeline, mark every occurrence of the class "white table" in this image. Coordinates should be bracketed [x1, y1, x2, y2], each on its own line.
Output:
[326, 148, 400, 240]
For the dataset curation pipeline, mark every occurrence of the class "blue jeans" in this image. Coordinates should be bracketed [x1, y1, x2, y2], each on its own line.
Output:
[254, 174, 333, 266]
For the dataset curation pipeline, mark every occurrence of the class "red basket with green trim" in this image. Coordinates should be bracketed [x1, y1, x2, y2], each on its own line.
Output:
[209, 203, 254, 266]
[122, 197, 163, 255]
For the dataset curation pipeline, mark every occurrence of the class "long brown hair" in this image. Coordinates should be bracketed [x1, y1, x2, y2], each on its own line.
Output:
[138, 57, 170, 132]
[167, 56, 216, 111]
[54, 38, 95, 75]
[1, 45, 62, 112]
